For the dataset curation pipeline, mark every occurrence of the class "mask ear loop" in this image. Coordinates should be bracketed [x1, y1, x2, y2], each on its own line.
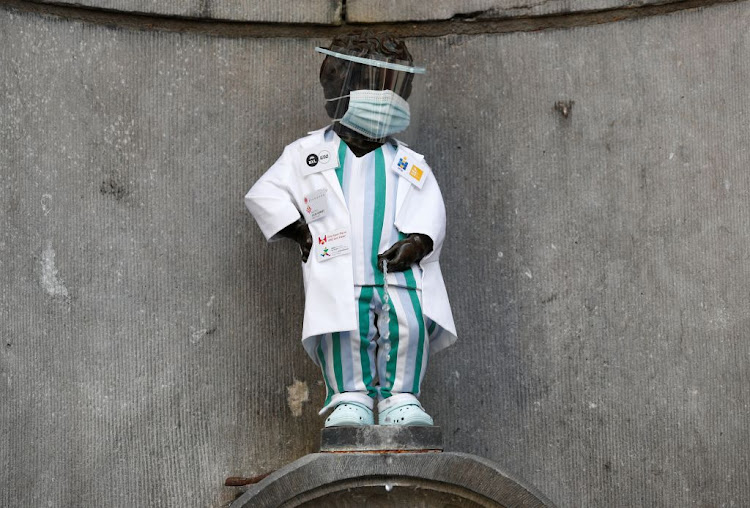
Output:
[326, 95, 350, 123]
[325, 95, 350, 102]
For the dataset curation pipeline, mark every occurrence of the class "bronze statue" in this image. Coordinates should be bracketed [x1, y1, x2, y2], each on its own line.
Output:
[245, 30, 457, 427]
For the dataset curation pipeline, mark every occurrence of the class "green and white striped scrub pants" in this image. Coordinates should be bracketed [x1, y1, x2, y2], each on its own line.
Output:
[315, 284, 435, 408]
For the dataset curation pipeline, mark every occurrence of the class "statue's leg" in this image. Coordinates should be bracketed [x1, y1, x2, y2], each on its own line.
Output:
[316, 286, 379, 423]
[373, 286, 429, 400]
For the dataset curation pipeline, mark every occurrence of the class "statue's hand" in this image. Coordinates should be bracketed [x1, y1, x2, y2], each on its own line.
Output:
[279, 218, 313, 262]
[377, 233, 434, 273]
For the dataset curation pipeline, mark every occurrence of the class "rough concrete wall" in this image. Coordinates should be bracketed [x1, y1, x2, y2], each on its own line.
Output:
[2, 2, 749, 507]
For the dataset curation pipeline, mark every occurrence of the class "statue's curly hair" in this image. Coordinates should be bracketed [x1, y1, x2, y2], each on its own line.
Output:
[327, 29, 413, 63]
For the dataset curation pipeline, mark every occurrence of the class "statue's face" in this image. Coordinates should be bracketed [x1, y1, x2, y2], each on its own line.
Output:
[320, 57, 413, 120]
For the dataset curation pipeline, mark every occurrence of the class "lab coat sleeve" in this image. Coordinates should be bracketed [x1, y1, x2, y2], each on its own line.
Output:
[244, 145, 302, 242]
[394, 164, 447, 263]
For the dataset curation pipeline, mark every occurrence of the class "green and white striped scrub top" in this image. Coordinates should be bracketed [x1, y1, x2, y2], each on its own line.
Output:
[326, 129, 422, 290]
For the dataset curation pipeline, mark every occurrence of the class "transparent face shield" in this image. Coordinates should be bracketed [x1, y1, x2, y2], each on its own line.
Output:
[316, 46, 426, 144]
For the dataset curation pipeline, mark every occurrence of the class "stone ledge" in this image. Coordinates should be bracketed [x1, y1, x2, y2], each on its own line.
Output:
[18, 0, 700, 26]
[25, 0, 343, 24]
[230, 451, 555, 507]
[346, 0, 685, 23]
[320, 425, 444, 452]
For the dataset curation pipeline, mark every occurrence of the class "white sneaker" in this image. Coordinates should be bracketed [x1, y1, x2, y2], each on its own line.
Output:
[378, 402, 434, 426]
[324, 401, 374, 427]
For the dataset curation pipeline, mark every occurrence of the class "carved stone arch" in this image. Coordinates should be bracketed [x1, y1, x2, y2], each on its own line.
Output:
[230, 451, 554, 507]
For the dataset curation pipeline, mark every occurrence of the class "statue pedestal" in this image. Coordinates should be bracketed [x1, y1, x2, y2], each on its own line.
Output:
[320, 425, 443, 452]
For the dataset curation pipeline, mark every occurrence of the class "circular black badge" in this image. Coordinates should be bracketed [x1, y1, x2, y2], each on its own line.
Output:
[306, 154, 319, 167]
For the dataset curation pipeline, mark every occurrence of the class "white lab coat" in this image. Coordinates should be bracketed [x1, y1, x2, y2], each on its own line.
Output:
[245, 127, 457, 360]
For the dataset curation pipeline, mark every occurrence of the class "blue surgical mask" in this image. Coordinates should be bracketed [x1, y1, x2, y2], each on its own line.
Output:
[330, 89, 411, 139]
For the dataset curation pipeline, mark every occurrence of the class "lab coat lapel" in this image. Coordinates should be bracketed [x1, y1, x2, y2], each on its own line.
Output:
[321, 166, 347, 209]
[395, 170, 412, 218]
[322, 137, 347, 209]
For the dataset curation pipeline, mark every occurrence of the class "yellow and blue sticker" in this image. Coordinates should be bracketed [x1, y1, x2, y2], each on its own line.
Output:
[391, 150, 428, 189]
